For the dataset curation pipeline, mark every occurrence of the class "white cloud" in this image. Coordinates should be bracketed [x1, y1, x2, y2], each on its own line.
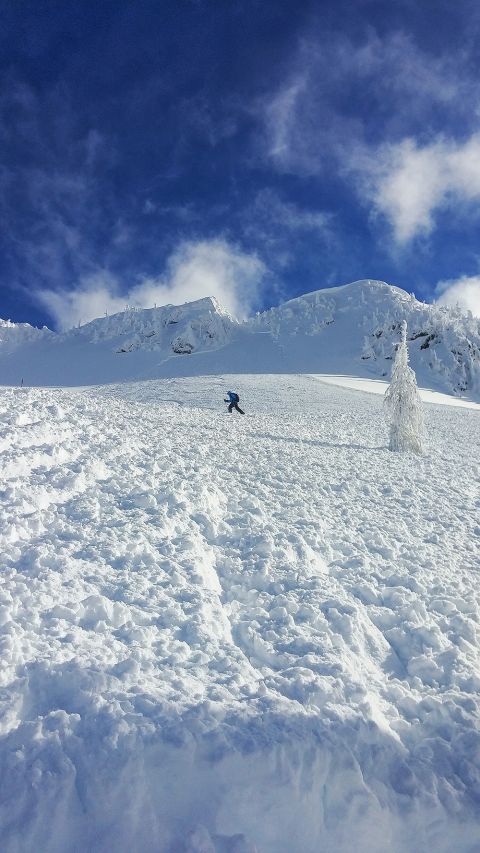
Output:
[143, 198, 156, 214]
[256, 31, 472, 178]
[36, 239, 267, 330]
[252, 188, 331, 234]
[361, 134, 480, 243]
[435, 275, 480, 317]
[255, 30, 480, 244]
[38, 271, 123, 330]
[264, 79, 306, 165]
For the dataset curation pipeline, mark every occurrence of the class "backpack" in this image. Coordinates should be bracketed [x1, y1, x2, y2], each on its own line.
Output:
[229, 392, 239, 403]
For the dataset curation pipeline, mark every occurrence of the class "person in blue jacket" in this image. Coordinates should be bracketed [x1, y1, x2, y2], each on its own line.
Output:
[224, 390, 245, 414]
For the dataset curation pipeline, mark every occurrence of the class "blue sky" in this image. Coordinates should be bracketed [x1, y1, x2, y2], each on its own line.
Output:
[2, 0, 480, 329]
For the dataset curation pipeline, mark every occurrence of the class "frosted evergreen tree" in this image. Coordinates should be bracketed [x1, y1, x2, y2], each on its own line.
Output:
[384, 320, 424, 453]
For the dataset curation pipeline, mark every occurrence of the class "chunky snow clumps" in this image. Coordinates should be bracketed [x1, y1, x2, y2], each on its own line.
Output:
[1, 374, 479, 852]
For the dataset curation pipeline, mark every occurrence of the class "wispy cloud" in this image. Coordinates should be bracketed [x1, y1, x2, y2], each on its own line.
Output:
[238, 187, 334, 276]
[255, 29, 480, 246]
[1, 161, 108, 304]
[0, 77, 118, 303]
[257, 31, 472, 176]
[435, 274, 480, 317]
[251, 188, 331, 235]
[36, 239, 268, 330]
[176, 91, 239, 148]
[264, 79, 307, 167]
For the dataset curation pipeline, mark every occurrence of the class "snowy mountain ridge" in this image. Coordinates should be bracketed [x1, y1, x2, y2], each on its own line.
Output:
[0, 316, 55, 354]
[1, 280, 480, 397]
[252, 280, 480, 395]
[69, 295, 236, 355]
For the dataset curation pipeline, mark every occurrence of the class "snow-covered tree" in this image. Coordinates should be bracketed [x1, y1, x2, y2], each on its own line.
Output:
[384, 320, 424, 453]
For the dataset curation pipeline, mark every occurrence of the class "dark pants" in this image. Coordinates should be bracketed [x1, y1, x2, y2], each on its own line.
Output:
[228, 402, 245, 414]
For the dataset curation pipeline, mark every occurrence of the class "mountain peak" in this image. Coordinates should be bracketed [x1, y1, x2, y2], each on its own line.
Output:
[281, 279, 413, 308]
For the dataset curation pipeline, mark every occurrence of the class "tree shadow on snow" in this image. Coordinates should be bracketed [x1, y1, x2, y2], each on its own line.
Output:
[247, 431, 384, 453]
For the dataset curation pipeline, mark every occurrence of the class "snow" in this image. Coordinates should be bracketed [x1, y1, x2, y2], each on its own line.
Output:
[1, 373, 480, 852]
[251, 280, 480, 398]
[1, 280, 480, 399]
[313, 375, 480, 409]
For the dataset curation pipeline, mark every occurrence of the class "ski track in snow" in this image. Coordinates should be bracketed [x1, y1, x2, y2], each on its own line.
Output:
[1, 375, 480, 853]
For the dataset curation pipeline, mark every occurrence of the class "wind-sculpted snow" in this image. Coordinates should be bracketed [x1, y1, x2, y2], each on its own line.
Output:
[1, 375, 479, 852]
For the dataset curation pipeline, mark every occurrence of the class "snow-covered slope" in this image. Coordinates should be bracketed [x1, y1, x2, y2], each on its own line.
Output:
[0, 296, 239, 387]
[252, 280, 480, 396]
[1, 281, 480, 398]
[1, 375, 479, 852]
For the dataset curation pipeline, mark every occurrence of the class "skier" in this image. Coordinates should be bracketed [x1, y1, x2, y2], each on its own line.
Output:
[224, 390, 245, 414]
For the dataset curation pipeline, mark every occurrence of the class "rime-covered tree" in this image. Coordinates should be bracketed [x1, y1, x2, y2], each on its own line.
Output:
[384, 320, 424, 453]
